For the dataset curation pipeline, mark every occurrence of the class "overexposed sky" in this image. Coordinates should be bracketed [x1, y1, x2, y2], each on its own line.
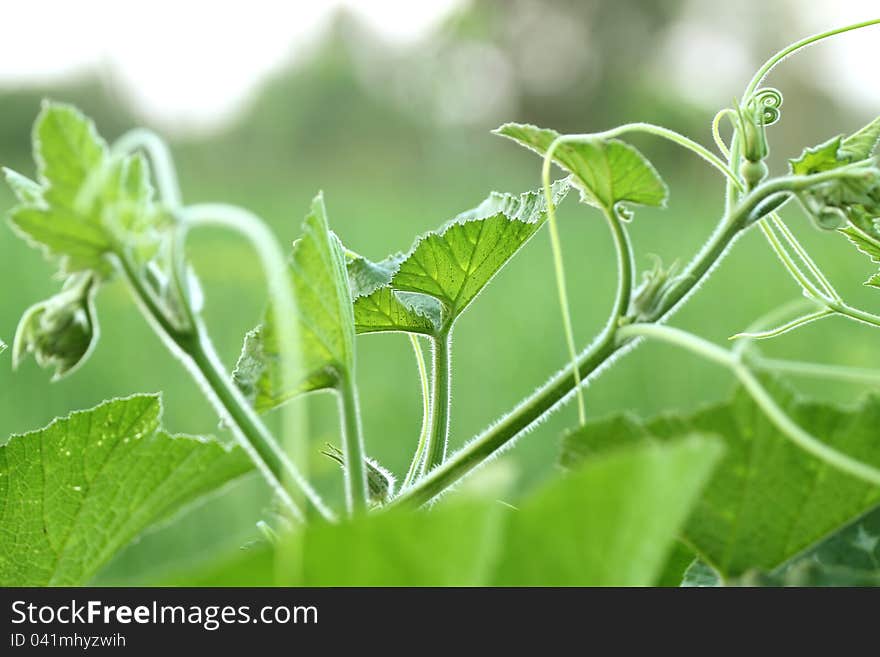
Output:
[0, 1, 876, 132]
[0, 0, 464, 131]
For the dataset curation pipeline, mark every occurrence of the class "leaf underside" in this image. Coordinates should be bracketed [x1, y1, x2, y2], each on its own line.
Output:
[494, 122, 668, 212]
[561, 379, 880, 578]
[349, 180, 570, 335]
[0, 395, 250, 586]
[234, 193, 356, 413]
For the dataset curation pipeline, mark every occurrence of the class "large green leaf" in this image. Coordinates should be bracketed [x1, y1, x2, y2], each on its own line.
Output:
[234, 193, 356, 412]
[494, 123, 668, 213]
[288, 500, 503, 586]
[172, 436, 721, 586]
[561, 381, 880, 578]
[4, 102, 167, 277]
[0, 395, 251, 586]
[495, 435, 722, 585]
[351, 181, 569, 334]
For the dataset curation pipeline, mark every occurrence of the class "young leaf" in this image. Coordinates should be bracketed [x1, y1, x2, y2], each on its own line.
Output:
[561, 380, 880, 578]
[0, 395, 251, 586]
[233, 193, 356, 412]
[789, 118, 880, 231]
[350, 181, 570, 335]
[494, 123, 668, 213]
[839, 115, 880, 161]
[839, 211, 880, 287]
[346, 252, 440, 335]
[494, 435, 722, 586]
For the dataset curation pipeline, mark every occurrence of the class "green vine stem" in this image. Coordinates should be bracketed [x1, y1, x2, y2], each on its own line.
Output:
[107, 134, 335, 520]
[403, 335, 432, 489]
[616, 322, 880, 487]
[337, 371, 369, 514]
[178, 203, 335, 521]
[743, 19, 880, 100]
[392, 166, 869, 508]
[423, 329, 452, 473]
[117, 253, 333, 522]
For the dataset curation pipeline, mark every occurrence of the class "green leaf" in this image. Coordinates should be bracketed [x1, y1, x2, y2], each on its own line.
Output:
[839, 211, 880, 287]
[174, 436, 720, 586]
[346, 252, 440, 335]
[494, 123, 668, 213]
[494, 435, 723, 586]
[281, 499, 503, 586]
[790, 136, 845, 176]
[4, 102, 168, 278]
[789, 121, 880, 231]
[234, 193, 356, 412]
[768, 504, 880, 586]
[0, 395, 251, 586]
[351, 182, 569, 335]
[561, 381, 880, 578]
[840, 115, 880, 161]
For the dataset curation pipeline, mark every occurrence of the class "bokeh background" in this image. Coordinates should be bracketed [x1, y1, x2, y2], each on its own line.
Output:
[1, 0, 878, 584]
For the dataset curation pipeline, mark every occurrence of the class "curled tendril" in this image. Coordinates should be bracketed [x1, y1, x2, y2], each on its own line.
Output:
[614, 204, 634, 223]
[750, 88, 783, 125]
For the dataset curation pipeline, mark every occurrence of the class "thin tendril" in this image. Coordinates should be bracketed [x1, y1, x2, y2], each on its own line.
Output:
[542, 141, 586, 425]
[403, 334, 432, 489]
[618, 323, 880, 487]
[745, 18, 880, 98]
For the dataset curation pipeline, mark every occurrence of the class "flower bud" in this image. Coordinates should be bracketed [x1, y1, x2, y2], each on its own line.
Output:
[13, 273, 100, 380]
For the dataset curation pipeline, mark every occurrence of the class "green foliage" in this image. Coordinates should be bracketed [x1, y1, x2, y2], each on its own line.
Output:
[493, 435, 722, 586]
[0, 395, 250, 585]
[3, 103, 173, 380]
[494, 123, 667, 215]
[561, 381, 880, 578]
[5, 22, 880, 588]
[789, 117, 880, 233]
[174, 436, 722, 586]
[4, 102, 167, 278]
[233, 193, 356, 412]
[349, 181, 569, 336]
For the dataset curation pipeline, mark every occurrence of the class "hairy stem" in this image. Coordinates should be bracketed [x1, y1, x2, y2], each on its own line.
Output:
[618, 323, 880, 487]
[337, 372, 369, 515]
[178, 204, 333, 520]
[423, 330, 452, 472]
[392, 169, 853, 508]
[403, 335, 432, 489]
[117, 254, 334, 522]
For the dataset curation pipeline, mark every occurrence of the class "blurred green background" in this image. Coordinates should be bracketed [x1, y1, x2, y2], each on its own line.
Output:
[1, 0, 878, 584]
